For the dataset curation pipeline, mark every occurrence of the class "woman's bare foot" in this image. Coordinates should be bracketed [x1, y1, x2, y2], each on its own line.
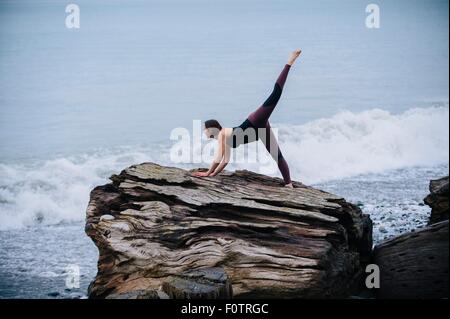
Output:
[285, 183, 294, 188]
[287, 49, 302, 66]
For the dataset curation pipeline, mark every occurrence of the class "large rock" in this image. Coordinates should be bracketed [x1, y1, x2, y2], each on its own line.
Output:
[424, 176, 449, 225]
[373, 220, 449, 299]
[104, 267, 231, 299]
[85, 162, 372, 299]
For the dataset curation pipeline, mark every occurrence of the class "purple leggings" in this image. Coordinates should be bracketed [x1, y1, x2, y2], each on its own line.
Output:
[247, 64, 292, 184]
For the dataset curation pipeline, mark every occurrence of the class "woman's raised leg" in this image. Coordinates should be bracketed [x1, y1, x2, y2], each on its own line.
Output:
[247, 64, 291, 128]
[247, 50, 301, 128]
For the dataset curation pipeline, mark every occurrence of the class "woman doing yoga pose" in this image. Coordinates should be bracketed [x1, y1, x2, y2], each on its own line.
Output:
[192, 50, 302, 187]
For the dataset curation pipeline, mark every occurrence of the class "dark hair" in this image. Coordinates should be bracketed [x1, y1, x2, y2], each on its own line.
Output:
[204, 119, 222, 130]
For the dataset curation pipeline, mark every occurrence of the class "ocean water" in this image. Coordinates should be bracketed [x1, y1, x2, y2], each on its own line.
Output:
[0, 0, 449, 298]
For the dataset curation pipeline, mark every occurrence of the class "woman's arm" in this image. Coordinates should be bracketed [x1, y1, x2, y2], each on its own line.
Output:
[205, 145, 223, 175]
[192, 131, 225, 177]
[210, 140, 230, 176]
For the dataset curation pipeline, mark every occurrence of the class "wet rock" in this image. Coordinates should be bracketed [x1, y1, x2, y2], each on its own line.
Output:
[47, 291, 60, 297]
[373, 220, 449, 299]
[105, 290, 160, 299]
[162, 267, 232, 299]
[424, 176, 449, 225]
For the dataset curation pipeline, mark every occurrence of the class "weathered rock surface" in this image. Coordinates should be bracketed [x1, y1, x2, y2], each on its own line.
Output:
[85, 162, 372, 299]
[162, 267, 232, 299]
[104, 267, 231, 299]
[424, 176, 449, 225]
[373, 220, 449, 299]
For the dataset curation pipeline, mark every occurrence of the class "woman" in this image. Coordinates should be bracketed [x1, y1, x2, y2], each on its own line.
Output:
[192, 50, 302, 187]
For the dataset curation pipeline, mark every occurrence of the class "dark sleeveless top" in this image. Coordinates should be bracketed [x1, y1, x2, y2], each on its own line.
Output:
[226, 119, 259, 148]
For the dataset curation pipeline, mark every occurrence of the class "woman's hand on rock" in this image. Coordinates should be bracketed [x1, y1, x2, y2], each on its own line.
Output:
[192, 171, 210, 177]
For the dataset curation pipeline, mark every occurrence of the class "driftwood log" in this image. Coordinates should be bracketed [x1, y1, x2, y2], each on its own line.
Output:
[373, 220, 449, 299]
[424, 176, 449, 225]
[85, 162, 372, 298]
[370, 176, 450, 299]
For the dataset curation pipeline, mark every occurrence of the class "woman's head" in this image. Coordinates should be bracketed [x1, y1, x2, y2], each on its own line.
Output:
[204, 119, 222, 139]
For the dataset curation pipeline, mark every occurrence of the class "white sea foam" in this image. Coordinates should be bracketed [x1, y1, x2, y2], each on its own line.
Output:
[0, 149, 160, 230]
[276, 106, 449, 184]
[0, 106, 448, 230]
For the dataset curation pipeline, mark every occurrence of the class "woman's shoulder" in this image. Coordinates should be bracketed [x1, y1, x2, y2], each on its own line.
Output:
[219, 127, 230, 136]
[221, 128, 234, 139]
[219, 128, 233, 146]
